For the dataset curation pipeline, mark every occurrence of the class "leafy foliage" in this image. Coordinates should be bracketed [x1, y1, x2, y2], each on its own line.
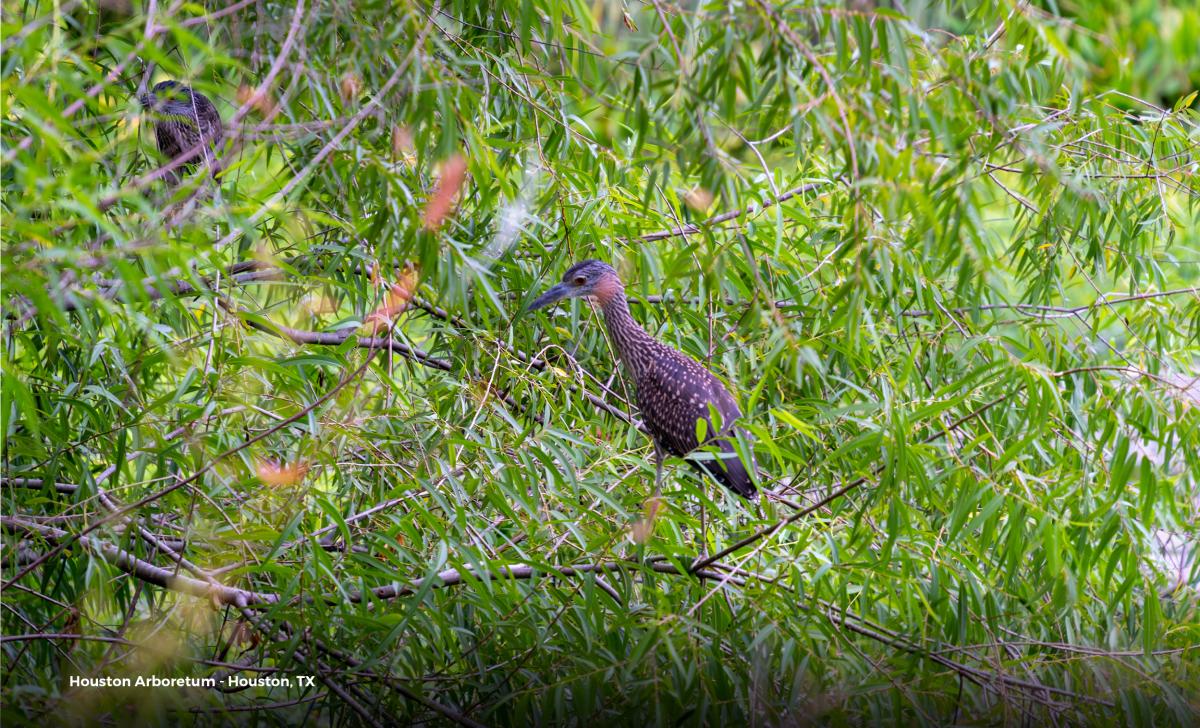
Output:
[3, 0, 1198, 724]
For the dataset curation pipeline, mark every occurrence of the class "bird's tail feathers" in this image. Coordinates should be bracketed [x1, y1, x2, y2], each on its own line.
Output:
[690, 438, 756, 499]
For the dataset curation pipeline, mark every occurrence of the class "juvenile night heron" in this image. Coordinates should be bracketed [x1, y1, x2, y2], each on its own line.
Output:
[528, 260, 756, 500]
[138, 80, 223, 185]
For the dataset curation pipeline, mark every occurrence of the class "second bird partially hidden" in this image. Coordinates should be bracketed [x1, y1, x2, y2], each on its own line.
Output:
[138, 80, 224, 186]
[528, 260, 756, 500]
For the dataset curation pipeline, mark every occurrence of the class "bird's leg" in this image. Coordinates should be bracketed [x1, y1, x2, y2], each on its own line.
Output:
[631, 446, 665, 545]
[652, 445, 664, 500]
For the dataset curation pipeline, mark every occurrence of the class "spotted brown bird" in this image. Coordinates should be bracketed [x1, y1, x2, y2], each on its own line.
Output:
[138, 80, 223, 185]
[528, 260, 756, 499]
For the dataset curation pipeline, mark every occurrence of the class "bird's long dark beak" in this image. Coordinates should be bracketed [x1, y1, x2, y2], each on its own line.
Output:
[527, 283, 571, 312]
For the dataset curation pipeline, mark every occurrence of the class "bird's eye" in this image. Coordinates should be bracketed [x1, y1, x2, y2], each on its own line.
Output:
[573, 276, 586, 286]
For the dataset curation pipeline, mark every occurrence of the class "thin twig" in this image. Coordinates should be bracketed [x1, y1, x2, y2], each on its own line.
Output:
[690, 394, 1010, 573]
[1, 346, 383, 592]
[637, 182, 828, 242]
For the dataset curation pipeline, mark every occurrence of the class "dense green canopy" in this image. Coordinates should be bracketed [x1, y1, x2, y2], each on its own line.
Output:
[3, 0, 1198, 724]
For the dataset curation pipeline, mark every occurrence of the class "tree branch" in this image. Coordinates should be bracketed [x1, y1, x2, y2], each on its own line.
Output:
[2, 516, 276, 606]
[691, 394, 1011, 573]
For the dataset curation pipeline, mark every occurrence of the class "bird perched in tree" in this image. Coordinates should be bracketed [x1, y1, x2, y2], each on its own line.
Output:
[138, 80, 223, 185]
[528, 260, 756, 500]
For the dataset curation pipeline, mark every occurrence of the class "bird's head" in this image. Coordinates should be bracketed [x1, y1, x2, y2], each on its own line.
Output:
[527, 259, 623, 311]
[138, 80, 198, 116]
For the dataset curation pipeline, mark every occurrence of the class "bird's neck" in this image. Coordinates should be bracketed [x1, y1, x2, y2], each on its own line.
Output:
[597, 288, 656, 371]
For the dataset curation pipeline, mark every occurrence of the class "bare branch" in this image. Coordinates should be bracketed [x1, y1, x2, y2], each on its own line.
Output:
[2, 517, 276, 606]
